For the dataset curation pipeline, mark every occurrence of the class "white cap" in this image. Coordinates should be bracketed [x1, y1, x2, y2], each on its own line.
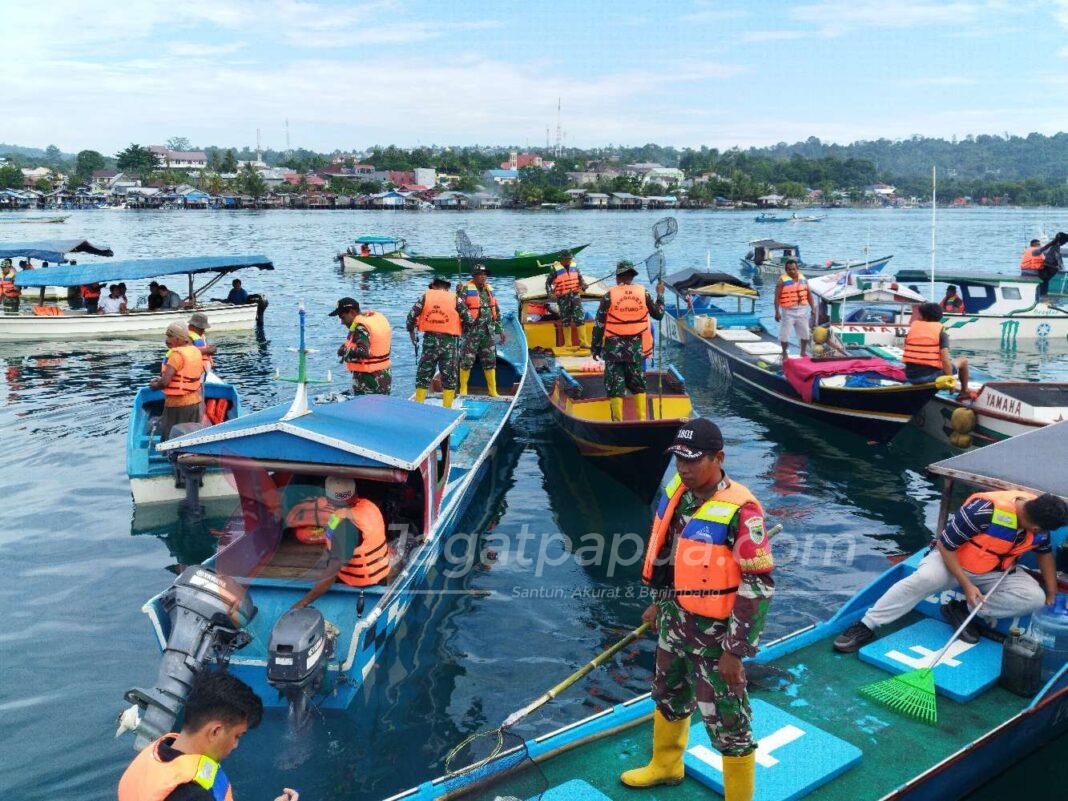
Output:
[324, 476, 356, 502]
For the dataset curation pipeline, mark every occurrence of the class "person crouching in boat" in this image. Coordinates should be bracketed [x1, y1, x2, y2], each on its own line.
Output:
[902, 302, 971, 400]
[330, 296, 392, 396]
[773, 257, 817, 360]
[150, 321, 205, 440]
[458, 263, 505, 397]
[545, 249, 589, 348]
[118, 670, 298, 801]
[590, 261, 665, 422]
[623, 419, 774, 801]
[407, 277, 472, 409]
[1, 259, 20, 312]
[940, 284, 964, 314]
[834, 492, 1067, 653]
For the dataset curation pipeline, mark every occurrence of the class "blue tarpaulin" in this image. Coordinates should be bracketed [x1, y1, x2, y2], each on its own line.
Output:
[15, 254, 273, 287]
[0, 238, 114, 262]
[354, 235, 403, 244]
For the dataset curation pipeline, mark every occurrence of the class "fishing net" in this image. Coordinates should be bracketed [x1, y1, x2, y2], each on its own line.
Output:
[643, 250, 666, 282]
[652, 216, 678, 248]
[443, 727, 548, 800]
[455, 229, 484, 260]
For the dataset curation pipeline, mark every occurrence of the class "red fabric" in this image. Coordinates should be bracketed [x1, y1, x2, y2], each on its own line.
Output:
[782, 356, 906, 402]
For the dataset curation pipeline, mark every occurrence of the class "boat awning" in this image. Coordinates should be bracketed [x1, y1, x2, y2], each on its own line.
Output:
[665, 268, 753, 294]
[14, 254, 273, 288]
[0, 238, 114, 262]
[354, 235, 403, 244]
[927, 419, 1068, 500]
[748, 239, 796, 250]
[809, 272, 926, 303]
[895, 270, 1039, 286]
[157, 395, 463, 472]
[514, 274, 610, 302]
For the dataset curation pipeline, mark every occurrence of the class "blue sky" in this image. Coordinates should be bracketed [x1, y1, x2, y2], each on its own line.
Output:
[3, 0, 1067, 154]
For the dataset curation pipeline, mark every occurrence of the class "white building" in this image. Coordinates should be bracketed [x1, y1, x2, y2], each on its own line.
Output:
[150, 145, 208, 170]
[414, 167, 437, 188]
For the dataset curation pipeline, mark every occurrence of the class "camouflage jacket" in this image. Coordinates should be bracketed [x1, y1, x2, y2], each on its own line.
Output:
[544, 264, 587, 297]
[342, 322, 372, 365]
[590, 287, 664, 361]
[461, 284, 504, 338]
[405, 292, 473, 336]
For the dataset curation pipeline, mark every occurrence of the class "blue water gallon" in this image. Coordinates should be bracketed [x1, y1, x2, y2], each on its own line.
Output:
[1032, 593, 1068, 682]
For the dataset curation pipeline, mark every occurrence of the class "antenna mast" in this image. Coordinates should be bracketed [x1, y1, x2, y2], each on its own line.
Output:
[256, 128, 262, 163]
[554, 97, 562, 157]
[285, 119, 291, 153]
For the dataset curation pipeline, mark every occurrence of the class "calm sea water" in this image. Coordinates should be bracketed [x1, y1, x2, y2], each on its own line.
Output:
[0, 208, 1065, 800]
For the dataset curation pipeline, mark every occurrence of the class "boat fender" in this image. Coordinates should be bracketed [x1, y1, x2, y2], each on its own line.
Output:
[934, 374, 957, 391]
[812, 325, 829, 345]
[949, 431, 973, 449]
[950, 407, 976, 434]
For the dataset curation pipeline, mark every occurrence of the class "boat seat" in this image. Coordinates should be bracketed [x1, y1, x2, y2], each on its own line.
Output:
[460, 401, 489, 421]
[451, 425, 471, 448]
[858, 618, 1002, 702]
[685, 699, 862, 801]
[529, 779, 611, 801]
[715, 329, 761, 342]
[736, 342, 783, 356]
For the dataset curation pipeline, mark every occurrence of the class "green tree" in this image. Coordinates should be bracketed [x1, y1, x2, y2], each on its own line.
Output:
[198, 171, 226, 195]
[778, 180, 807, 199]
[166, 136, 192, 151]
[237, 164, 267, 202]
[220, 149, 238, 173]
[116, 144, 159, 176]
[0, 163, 23, 189]
[453, 174, 479, 192]
[44, 144, 63, 166]
[34, 177, 52, 192]
[74, 150, 106, 184]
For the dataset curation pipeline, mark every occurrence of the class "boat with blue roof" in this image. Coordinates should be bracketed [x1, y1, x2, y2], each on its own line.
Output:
[742, 239, 893, 278]
[0, 237, 114, 302]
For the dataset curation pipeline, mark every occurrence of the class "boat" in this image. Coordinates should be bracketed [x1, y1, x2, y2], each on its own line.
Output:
[0, 214, 69, 224]
[0, 237, 114, 302]
[118, 309, 527, 749]
[336, 235, 590, 277]
[4, 254, 272, 341]
[789, 213, 828, 223]
[514, 274, 693, 499]
[755, 212, 789, 223]
[662, 272, 940, 442]
[741, 239, 892, 277]
[808, 270, 927, 348]
[384, 422, 1068, 801]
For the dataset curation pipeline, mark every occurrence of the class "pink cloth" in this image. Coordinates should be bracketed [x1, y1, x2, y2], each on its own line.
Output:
[782, 356, 906, 402]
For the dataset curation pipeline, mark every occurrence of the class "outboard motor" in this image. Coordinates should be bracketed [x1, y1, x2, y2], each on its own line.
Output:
[247, 293, 268, 324]
[267, 607, 335, 730]
[120, 566, 256, 751]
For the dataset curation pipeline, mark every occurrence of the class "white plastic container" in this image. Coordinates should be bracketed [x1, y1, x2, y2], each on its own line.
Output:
[1031, 593, 1068, 682]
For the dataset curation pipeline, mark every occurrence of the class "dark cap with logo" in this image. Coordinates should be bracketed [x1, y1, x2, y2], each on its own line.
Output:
[328, 297, 360, 316]
[429, 277, 452, 288]
[666, 418, 724, 460]
[470, 263, 489, 276]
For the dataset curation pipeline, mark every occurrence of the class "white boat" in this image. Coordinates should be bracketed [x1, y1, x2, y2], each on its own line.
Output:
[741, 238, 892, 277]
[0, 237, 115, 303]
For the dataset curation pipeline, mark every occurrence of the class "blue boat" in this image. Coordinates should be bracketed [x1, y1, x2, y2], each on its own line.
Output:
[755, 212, 789, 223]
[0, 237, 114, 263]
[742, 239, 892, 278]
[119, 311, 528, 749]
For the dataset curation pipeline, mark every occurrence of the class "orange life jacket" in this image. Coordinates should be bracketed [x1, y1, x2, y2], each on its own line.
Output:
[346, 312, 392, 373]
[1019, 247, 1044, 272]
[463, 281, 499, 322]
[551, 265, 582, 295]
[778, 273, 810, 308]
[642, 323, 653, 359]
[80, 284, 101, 300]
[117, 735, 233, 801]
[604, 284, 649, 338]
[416, 289, 462, 336]
[0, 274, 18, 299]
[642, 474, 763, 619]
[941, 295, 964, 314]
[33, 305, 63, 316]
[285, 496, 339, 545]
[956, 491, 1039, 574]
[902, 319, 944, 369]
[204, 397, 230, 425]
[526, 302, 550, 317]
[334, 498, 390, 586]
[161, 345, 205, 398]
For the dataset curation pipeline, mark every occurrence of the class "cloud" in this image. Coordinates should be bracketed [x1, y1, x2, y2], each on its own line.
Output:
[791, 0, 986, 36]
[166, 42, 246, 57]
[741, 30, 810, 42]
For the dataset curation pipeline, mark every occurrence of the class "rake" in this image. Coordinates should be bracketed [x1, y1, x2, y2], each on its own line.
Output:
[858, 569, 1009, 725]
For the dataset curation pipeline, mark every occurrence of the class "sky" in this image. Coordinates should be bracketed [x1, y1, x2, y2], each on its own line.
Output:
[3, 0, 1067, 155]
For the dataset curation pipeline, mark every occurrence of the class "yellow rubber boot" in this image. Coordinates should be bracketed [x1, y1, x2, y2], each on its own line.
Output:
[414, 387, 428, 403]
[620, 709, 689, 788]
[459, 369, 471, 395]
[485, 369, 500, 397]
[634, 392, 648, 421]
[722, 752, 755, 801]
[609, 396, 624, 421]
[579, 326, 590, 349]
[442, 389, 456, 409]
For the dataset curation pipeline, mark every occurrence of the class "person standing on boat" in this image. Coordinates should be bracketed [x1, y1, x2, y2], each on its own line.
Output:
[330, 296, 392, 395]
[407, 277, 472, 409]
[80, 282, 103, 314]
[590, 261, 664, 422]
[623, 419, 773, 800]
[773, 257, 816, 359]
[188, 312, 218, 372]
[1, 259, 20, 312]
[458, 264, 505, 397]
[545, 249, 589, 348]
[150, 321, 205, 439]
[834, 491, 1067, 653]
[940, 285, 965, 314]
[902, 302, 970, 399]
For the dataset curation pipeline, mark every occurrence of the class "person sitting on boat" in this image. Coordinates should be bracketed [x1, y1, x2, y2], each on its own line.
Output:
[80, 282, 103, 314]
[98, 284, 127, 315]
[1, 259, 20, 312]
[458, 264, 505, 397]
[902, 302, 971, 399]
[623, 419, 773, 799]
[545, 249, 589, 349]
[118, 670, 298, 801]
[834, 491, 1068, 653]
[773, 257, 817, 359]
[940, 284, 965, 314]
[150, 321, 205, 440]
[225, 279, 249, 305]
[157, 284, 185, 310]
[407, 277, 473, 409]
[590, 261, 664, 422]
[330, 296, 392, 396]
[360, 243, 371, 256]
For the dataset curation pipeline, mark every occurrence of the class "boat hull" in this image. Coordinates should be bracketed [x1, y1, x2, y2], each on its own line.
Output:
[0, 301, 261, 340]
[341, 244, 589, 277]
[130, 472, 236, 505]
[744, 254, 892, 277]
[831, 309, 1068, 347]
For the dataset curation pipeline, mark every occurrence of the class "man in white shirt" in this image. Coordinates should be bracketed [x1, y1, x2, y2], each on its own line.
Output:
[98, 284, 128, 315]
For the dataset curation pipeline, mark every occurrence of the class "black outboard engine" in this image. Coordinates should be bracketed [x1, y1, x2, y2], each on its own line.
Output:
[247, 293, 268, 324]
[121, 566, 256, 751]
[267, 607, 335, 730]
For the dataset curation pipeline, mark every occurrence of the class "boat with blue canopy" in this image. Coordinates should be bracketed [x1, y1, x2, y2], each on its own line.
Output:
[742, 239, 892, 278]
[2, 254, 272, 340]
[0, 237, 114, 302]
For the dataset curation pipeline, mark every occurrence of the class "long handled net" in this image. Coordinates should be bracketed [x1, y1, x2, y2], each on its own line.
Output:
[646, 217, 677, 419]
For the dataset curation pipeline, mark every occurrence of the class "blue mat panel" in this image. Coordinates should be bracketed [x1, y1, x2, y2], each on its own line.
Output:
[529, 779, 611, 801]
[450, 426, 471, 448]
[460, 401, 489, 420]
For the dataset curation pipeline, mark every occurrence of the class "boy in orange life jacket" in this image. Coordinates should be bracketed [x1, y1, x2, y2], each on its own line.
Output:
[834, 492, 1067, 653]
[902, 302, 970, 399]
[150, 321, 206, 440]
[622, 419, 773, 799]
[118, 671, 297, 801]
[773, 257, 817, 359]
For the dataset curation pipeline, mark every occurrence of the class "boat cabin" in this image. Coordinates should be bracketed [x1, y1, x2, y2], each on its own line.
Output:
[348, 235, 406, 257]
[664, 268, 760, 335]
[745, 238, 800, 268]
[895, 269, 1044, 316]
[808, 272, 926, 328]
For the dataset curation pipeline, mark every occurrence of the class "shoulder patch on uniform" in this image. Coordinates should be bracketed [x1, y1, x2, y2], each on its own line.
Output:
[746, 516, 767, 545]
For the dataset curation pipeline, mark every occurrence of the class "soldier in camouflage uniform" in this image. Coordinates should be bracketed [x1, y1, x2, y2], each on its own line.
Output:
[622, 419, 774, 801]
[458, 264, 506, 397]
[590, 261, 664, 421]
[406, 277, 472, 408]
[330, 296, 392, 395]
[544, 249, 589, 348]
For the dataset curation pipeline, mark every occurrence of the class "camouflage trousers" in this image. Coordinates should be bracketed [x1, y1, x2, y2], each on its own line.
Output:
[652, 644, 755, 757]
[2, 298, 20, 312]
[603, 359, 646, 397]
[350, 368, 392, 395]
[416, 334, 459, 390]
[459, 330, 497, 371]
[557, 293, 585, 327]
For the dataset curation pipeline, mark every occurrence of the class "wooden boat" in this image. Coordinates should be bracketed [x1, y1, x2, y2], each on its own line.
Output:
[4, 254, 271, 341]
[0, 237, 114, 302]
[0, 214, 69, 224]
[515, 274, 692, 499]
[742, 239, 892, 277]
[755, 212, 789, 223]
[337, 235, 589, 276]
[788, 212, 828, 223]
[384, 423, 1068, 801]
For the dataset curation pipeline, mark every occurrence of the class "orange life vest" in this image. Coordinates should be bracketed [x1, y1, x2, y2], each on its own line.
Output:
[118, 735, 233, 801]
[642, 474, 764, 619]
[346, 312, 392, 373]
[941, 295, 964, 314]
[526, 302, 550, 318]
[642, 323, 653, 359]
[204, 397, 230, 425]
[955, 491, 1039, 574]
[334, 498, 390, 586]
[33, 305, 63, 316]
[778, 273, 810, 308]
[551, 265, 582, 295]
[0, 274, 18, 299]
[416, 289, 462, 336]
[463, 281, 499, 322]
[286, 496, 339, 545]
[902, 319, 944, 369]
[604, 284, 649, 338]
[80, 284, 101, 300]
[1019, 247, 1044, 272]
[161, 345, 205, 398]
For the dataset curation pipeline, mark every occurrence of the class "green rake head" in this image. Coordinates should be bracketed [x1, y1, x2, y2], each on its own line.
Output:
[858, 667, 939, 726]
